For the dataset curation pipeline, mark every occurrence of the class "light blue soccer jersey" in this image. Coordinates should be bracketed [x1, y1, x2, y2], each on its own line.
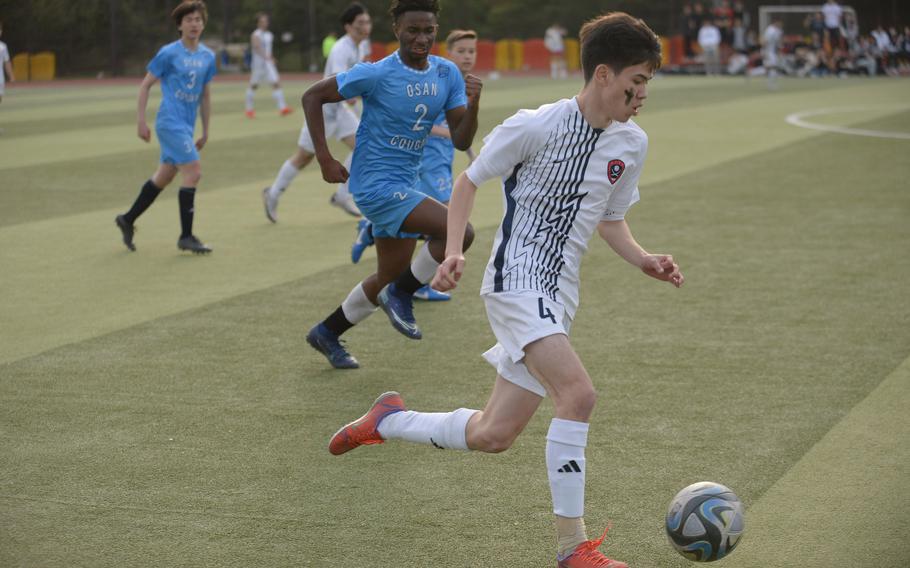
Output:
[147, 40, 217, 131]
[336, 52, 467, 201]
[418, 112, 455, 202]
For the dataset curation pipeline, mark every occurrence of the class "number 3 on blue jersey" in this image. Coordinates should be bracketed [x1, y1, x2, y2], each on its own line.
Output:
[538, 298, 556, 324]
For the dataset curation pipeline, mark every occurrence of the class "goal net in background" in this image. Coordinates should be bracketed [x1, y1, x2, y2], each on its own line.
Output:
[758, 5, 856, 42]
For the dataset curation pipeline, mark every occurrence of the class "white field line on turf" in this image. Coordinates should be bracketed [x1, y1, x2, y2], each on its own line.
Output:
[785, 106, 910, 140]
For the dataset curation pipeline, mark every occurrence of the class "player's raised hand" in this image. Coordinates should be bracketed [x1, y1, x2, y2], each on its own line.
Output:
[195, 134, 208, 151]
[318, 158, 349, 183]
[641, 254, 684, 288]
[431, 254, 465, 292]
[137, 122, 151, 142]
[464, 74, 483, 106]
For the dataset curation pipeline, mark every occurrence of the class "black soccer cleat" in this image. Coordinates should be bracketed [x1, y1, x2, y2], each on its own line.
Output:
[115, 215, 136, 251]
[177, 235, 213, 254]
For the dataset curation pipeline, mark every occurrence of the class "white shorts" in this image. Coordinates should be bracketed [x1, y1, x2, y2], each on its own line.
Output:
[481, 292, 572, 398]
[297, 103, 360, 152]
[250, 61, 280, 85]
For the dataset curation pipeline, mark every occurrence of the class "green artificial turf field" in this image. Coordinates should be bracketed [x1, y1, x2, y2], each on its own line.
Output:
[1, 74, 908, 567]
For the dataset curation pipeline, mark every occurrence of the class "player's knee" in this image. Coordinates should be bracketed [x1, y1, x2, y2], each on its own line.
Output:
[472, 427, 517, 454]
[184, 170, 202, 187]
[553, 383, 597, 420]
[462, 222, 475, 251]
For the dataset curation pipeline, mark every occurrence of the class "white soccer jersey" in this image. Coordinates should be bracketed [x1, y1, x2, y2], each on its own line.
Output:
[358, 39, 372, 62]
[466, 98, 646, 319]
[325, 35, 362, 77]
[251, 29, 274, 66]
[0, 42, 9, 91]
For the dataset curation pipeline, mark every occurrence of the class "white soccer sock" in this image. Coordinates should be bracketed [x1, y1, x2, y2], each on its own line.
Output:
[268, 159, 299, 198]
[333, 153, 354, 202]
[546, 418, 589, 518]
[377, 407, 478, 450]
[245, 87, 255, 111]
[410, 242, 439, 284]
[340, 282, 377, 324]
[272, 88, 287, 109]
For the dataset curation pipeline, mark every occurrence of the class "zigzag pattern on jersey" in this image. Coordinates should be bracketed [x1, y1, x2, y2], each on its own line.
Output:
[494, 111, 602, 300]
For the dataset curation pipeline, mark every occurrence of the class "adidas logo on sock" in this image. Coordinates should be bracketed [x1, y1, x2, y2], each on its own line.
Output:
[557, 460, 581, 473]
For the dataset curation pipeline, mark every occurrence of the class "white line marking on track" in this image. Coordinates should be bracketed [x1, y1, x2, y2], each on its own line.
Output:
[785, 106, 910, 140]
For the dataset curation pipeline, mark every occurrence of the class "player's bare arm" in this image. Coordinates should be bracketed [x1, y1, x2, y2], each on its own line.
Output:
[445, 74, 482, 151]
[136, 72, 159, 142]
[598, 219, 684, 287]
[196, 83, 211, 150]
[301, 77, 348, 182]
[431, 171, 478, 291]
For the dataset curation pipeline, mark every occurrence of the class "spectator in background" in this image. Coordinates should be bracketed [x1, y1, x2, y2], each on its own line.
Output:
[713, 0, 734, 45]
[822, 0, 843, 50]
[843, 12, 860, 53]
[871, 25, 897, 75]
[698, 17, 722, 76]
[0, 20, 14, 105]
[544, 22, 568, 79]
[805, 12, 825, 49]
[731, 17, 748, 53]
[681, 4, 697, 58]
[732, 0, 749, 30]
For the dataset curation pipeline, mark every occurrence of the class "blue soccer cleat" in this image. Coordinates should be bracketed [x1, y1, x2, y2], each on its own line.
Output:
[413, 284, 451, 302]
[377, 283, 422, 340]
[306, 324, 360, 369]
[351, 219, 374, 264]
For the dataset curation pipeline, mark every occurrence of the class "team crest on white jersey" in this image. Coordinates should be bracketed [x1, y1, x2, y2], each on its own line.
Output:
[608, 159, 625, 185]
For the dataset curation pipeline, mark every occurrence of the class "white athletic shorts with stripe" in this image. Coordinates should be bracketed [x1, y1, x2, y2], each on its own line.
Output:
[250, 61, 280, 85]
[297, 103, 360, 152]
[481, 291, 572, 398]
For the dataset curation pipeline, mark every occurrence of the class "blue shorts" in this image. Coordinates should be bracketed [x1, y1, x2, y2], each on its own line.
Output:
[157, 127, 199, 165]
[418, 165, 452, 204]
[354, 187, 428, 239]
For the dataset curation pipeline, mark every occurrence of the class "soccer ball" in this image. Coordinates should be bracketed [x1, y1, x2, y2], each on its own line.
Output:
[665, 481, 745, 562]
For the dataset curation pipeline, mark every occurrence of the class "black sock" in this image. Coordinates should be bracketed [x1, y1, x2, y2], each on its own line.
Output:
[178, 187, 196, 238]
[123, 180, 162, 223]
[323, 306, 354, 337]
[393, 268, 422, 295]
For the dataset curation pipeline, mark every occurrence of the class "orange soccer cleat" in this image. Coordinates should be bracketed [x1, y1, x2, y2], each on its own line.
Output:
[557, 526, 627, 568]
[279, 107, 293, 116]
[245, 109, 256, 119]
[328, 392, 406, 455]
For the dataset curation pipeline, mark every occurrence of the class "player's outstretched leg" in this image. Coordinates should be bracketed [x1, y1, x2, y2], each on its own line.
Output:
[261, 187, 279, 223]
[351, 219, 374, 264]
[116, 179, 164, 251]
[328, 391, 407, 455]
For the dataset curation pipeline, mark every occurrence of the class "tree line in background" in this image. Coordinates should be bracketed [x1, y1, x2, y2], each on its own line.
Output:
[0, 0, 905, 76]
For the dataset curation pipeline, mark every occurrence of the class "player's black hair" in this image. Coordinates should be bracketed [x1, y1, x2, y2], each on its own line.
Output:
[341, 2, 368, 26]
[172, 1, 208, 29]
[579, 12, 661, 83]
[254, 12, 268, 23]
[388, 0, 440, 22]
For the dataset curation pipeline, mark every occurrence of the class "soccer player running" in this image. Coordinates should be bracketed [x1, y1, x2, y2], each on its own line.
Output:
[328, 12, 684, 567]
[0, 20, 15, 106]
[261, 2, 372, 222]
[303, 0, 482, 369]
[115, 0, 216, 254]
[245, 12, 292, 118]
[350, 29, 479, 303]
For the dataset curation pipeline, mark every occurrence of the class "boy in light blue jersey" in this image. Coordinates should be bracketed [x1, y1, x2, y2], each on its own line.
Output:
[115, 1, 216, 254]
[350, 29, 479, 303]
[303, 0, 483, 369]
